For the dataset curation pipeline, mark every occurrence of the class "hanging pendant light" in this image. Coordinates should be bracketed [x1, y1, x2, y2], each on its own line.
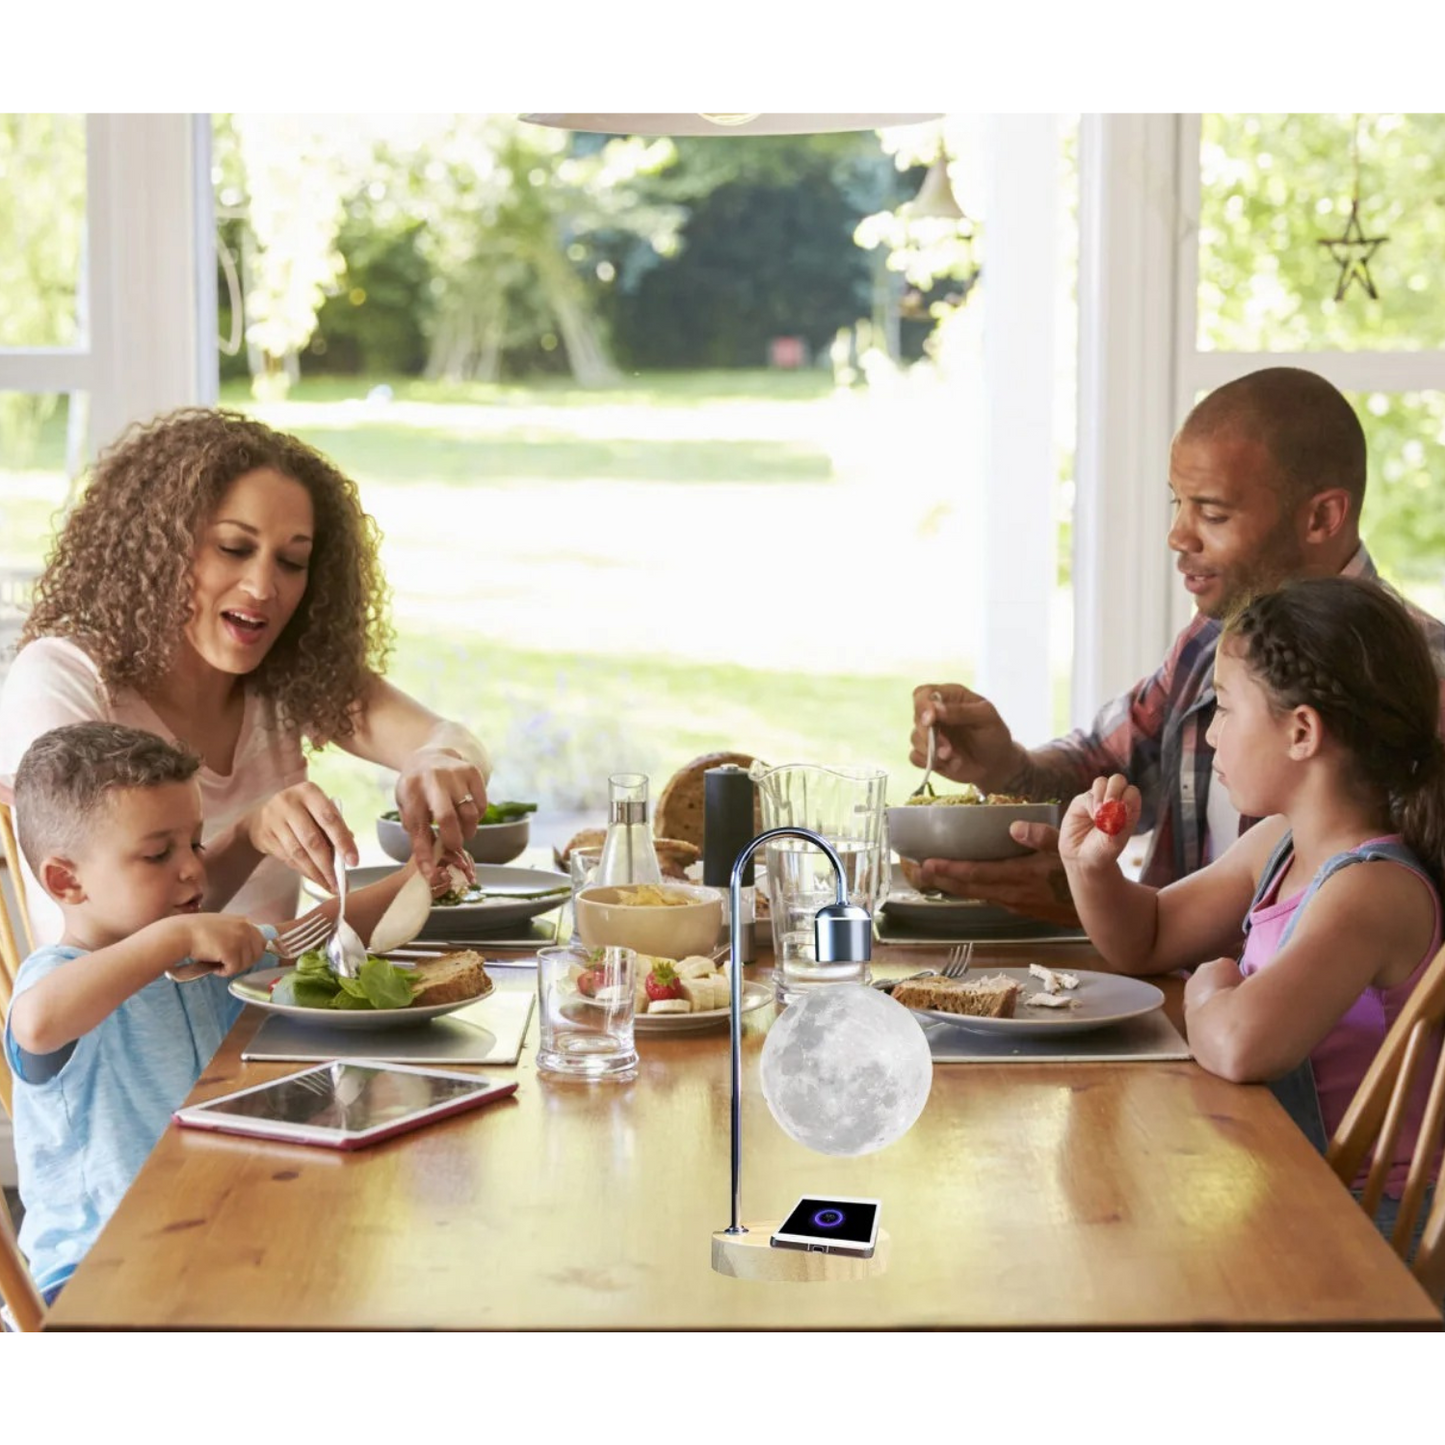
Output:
[519, 113, 938, 136]
[900, 157, 965, 221]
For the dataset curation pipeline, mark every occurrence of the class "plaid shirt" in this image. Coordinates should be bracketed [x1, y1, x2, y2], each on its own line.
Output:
[1041, 545, 1445, 888]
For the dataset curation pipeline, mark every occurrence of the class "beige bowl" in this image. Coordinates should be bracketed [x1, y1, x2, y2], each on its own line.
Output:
[573, 882, 723, 958]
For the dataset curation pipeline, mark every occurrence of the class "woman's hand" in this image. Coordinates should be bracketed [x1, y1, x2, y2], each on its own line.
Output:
[243, 782, 358, 893]
[395, 746, 487, 882]
[1058, 774, 1140, 874]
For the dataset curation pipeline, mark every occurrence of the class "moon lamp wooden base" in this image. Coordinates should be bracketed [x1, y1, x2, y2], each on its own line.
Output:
[711, 1222, 891, 1282]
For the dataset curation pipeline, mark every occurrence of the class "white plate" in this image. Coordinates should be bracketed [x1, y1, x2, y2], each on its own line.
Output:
[568, 978, 771, 1034]
[306, 864, 570, 938]
[898, 966, 1164, 1038]
[230, 965, 494, 1029]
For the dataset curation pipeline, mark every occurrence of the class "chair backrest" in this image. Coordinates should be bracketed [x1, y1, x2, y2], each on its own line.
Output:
[0, 801, 32, 1004]
[1328, 941, 1445, 1307]
[0, 1187, 43, 1332]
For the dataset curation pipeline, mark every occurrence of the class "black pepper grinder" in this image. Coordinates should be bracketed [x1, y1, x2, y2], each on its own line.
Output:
[704, 763, 757, 962]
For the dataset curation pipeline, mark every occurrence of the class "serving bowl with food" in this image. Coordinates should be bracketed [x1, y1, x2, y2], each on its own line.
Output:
[887, 786, 1061, 863]
[377, 800, 536, 866]
[573, 881, 723, 959]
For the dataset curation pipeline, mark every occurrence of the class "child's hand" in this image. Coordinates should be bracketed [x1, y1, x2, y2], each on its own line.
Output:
[1058, 775, 1140, 871]
[176, 914, 270, 979]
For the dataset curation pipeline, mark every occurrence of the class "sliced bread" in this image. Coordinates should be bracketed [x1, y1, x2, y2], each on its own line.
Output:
[409, 950, 491, 1007]
[892, 972, 1019, 1019]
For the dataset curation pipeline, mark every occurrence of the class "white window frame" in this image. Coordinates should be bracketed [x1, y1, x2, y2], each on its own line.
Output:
[0, 113, 215, 462]
[1073, 112, 1445, 726]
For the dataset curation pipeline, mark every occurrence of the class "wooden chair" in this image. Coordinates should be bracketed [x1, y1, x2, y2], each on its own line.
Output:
[1328, 941, 1445, 1307]
[0, 1182, 43, 1332]
[0, 801, 33, 1007]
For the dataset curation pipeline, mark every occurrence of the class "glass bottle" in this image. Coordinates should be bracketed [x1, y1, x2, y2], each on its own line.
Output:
[597, 773, 663, 887]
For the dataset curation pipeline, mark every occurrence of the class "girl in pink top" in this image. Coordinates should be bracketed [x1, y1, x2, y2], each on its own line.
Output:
[1060, 576, 1445, 1202]
[0, 408, 493, 946]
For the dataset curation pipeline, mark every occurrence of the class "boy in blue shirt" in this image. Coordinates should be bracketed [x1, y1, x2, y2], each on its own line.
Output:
[3, 721, 427, 1312]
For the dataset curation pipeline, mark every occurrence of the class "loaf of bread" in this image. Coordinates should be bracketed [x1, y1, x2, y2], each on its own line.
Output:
[555, 828, 700, 879]
[892, 973, 1019, 1018]
[409, 951, 491, 1006]
[654, 751, 763, 852]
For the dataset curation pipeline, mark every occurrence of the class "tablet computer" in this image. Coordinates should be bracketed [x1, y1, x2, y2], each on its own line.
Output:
[173, 1060, 518, 1150]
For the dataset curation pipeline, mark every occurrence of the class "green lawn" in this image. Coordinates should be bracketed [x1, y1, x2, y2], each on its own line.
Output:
[3, 372, 1073, 835]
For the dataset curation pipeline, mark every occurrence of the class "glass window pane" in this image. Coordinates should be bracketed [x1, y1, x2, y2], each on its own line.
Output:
[1197, 114, 1445, 352]
[1352, 389, 1445, 617]
[0, 391, 84, 683]
[0, 115, 87, 349]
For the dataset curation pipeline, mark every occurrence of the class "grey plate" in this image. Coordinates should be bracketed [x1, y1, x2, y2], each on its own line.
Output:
[898, 966, 1164, 1038]
[307, 864, 570, 937]
[880, 891, 1022, 930]
[230, 965, 494, 1029]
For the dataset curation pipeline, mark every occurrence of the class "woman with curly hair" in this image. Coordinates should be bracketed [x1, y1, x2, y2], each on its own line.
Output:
[0, 407, 491, 944]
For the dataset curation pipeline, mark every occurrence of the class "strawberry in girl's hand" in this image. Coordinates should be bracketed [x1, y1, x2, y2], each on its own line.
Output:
[1094, 798, 1128, 837]
[645, 961, 683, 1003]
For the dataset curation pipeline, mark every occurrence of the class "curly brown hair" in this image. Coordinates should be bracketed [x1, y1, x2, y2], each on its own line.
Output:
[22, 407, 394, 744]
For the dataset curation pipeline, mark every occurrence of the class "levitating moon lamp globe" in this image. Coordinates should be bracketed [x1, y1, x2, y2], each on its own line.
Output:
[713, 826, 934, 1280]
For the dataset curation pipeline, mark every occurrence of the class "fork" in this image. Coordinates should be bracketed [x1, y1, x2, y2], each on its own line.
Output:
[873, 942, 973, 994]
[941, 942, 974, 978]
[325, 818, 367, 979]
[909, 689, 944, 800]
[164, 910, 340, 983]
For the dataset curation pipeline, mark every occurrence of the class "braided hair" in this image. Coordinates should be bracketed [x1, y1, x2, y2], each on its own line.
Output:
[1223, 576, 1445, 884]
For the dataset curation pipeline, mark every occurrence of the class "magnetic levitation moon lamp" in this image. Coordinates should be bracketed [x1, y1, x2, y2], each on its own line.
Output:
[711, 826, 933, 1281]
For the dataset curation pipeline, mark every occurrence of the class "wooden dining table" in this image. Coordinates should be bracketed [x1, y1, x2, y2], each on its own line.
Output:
[43, 939, 1442, 1330]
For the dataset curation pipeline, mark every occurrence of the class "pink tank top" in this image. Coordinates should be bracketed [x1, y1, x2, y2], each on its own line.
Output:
[1239, 833, 1442, 1195]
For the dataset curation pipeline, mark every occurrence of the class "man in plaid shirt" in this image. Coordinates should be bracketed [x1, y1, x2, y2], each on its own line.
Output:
[909, 367, 1445, 925]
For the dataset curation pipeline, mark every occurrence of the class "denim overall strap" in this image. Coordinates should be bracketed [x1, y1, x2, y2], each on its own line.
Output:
[1275, 838, 1433, 952]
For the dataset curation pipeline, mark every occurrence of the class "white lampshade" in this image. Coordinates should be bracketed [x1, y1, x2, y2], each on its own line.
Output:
[519, 113, 939, 136]
[900, 157, 966, 221]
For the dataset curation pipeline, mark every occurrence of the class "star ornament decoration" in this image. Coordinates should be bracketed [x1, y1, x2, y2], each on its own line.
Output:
[1318, 199, 1388, 302]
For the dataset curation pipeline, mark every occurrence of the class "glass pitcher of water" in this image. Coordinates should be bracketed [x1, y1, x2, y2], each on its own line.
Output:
[750, 762, 889, 1000]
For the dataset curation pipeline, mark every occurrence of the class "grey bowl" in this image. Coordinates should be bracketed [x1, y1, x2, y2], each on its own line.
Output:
[887, 800, 1061, 862]
[376, 814, 530, 866]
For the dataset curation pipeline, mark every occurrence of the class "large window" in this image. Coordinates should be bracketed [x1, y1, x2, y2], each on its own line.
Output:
[1181, 112, 1445, 629]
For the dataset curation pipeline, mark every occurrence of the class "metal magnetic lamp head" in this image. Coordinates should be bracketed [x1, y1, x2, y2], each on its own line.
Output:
[813, 902, 873, 963]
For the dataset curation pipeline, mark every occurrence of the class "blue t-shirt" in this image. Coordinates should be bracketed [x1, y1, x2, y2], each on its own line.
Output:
[3, 944, 248, 1294]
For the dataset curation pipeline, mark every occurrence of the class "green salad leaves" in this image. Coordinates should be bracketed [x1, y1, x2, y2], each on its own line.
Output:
[381, 800, 536, 826]
[270, 949, 418, 1011]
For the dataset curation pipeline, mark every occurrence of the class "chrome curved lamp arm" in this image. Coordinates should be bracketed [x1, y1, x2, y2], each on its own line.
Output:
[724, 826, 872, 1236]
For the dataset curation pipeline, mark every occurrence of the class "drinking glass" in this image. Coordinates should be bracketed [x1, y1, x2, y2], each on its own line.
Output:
[754, 763, 889, 1000]
[568, 845, 603, 918]
[536, 944, 638, 1079]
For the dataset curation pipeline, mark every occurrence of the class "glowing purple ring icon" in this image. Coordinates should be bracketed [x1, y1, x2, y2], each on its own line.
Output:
[812, 1208, 845, 1229]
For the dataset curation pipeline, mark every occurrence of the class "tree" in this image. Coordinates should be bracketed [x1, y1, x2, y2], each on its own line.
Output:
[1198, 113, 1445, 584]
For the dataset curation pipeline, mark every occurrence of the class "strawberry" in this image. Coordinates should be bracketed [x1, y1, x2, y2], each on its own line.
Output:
[645, 961, 683, 1002]
[1094, 798, 1127, 837]
[576, 968, 604, 998]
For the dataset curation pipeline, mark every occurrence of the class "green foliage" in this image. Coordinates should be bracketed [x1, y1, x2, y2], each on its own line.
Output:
[0, 114, 85, 460]
[1198, 113, 1445, 582]
[307, 213, 432, 376]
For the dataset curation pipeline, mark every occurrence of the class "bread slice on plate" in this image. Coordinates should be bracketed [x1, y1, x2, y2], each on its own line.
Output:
[409, 951, 491, 1006]
[892, 973, 1020, 1019]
